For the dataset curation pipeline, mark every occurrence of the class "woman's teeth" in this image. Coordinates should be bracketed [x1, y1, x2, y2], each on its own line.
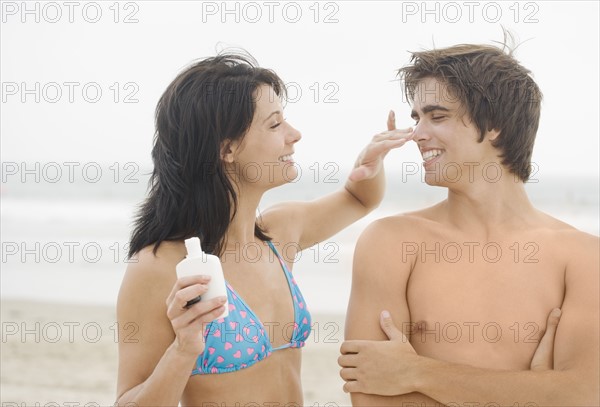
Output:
[279, 154, 293, 162]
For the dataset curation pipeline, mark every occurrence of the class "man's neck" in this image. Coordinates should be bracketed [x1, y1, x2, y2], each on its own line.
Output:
[444, 177, 536, 235]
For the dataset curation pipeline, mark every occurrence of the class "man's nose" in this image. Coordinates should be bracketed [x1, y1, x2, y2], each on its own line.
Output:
[413, 122, 430, 143]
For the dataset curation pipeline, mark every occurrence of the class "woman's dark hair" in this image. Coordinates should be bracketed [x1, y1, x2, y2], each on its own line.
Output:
[128, 52, 286, 258]
[398, 43, 542, 182]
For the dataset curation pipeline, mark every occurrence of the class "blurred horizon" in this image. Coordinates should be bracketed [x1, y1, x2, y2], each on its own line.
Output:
[2, 169, 598, 312]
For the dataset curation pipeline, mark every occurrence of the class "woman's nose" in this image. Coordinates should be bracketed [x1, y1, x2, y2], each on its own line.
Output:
[288, 124, 302, 143]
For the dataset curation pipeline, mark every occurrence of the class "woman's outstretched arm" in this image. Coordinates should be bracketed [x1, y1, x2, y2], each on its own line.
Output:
[262, 111, 413, 251]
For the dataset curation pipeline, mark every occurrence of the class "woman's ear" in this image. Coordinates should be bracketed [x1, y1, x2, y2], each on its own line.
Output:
[220, 140, 236, 163]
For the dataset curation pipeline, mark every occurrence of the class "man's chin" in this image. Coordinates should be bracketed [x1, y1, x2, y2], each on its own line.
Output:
[423, 172, 445, 187]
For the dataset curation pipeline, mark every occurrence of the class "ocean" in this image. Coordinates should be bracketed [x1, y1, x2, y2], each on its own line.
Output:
[1, 166, 598, 314]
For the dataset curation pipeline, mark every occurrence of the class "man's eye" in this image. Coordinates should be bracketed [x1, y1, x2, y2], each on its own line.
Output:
[432, 116, 445, 120]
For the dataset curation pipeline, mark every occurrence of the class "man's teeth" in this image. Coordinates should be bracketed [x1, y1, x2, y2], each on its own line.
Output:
[422, 149, 443, 162]
[279, 154, 293, 162]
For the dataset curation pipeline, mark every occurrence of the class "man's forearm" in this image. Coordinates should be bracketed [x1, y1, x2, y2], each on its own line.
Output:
[352, 391, 445, 407]
[415, 357, 595, 407]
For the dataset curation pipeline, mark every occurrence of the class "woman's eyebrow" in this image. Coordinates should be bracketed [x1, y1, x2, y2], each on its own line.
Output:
[262, 110, 282, 124]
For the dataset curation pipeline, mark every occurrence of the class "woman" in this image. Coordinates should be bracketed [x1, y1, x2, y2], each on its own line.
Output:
[116, 52, 413, 405]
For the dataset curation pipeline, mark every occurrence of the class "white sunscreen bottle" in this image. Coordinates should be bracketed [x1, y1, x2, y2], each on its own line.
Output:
[176, 237, 229, 320]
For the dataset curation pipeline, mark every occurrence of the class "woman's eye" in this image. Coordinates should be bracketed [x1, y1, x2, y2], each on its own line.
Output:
[271, 122, 281, 129]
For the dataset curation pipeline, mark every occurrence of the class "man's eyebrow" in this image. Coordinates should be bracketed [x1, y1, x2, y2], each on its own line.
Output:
[411, 105, 451, 119]
[262, 110, 282, 124]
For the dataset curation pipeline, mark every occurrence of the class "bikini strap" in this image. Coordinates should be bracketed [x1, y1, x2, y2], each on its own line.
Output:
[266, 240, 289, 272]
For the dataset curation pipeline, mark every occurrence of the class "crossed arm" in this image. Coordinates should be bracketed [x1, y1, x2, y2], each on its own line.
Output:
[340, 224, 599, 406]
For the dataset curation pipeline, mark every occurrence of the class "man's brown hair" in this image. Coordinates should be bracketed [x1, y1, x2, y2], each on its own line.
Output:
[398, 43, 542, 182]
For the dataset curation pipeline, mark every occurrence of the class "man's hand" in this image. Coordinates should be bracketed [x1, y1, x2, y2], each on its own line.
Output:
[338, 308, 562, 395]
[530, 308, 562, 370]
[338, 310, 420, 395]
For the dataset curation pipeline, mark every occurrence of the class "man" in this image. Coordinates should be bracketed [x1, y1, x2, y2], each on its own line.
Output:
[338, 43, 599, 406]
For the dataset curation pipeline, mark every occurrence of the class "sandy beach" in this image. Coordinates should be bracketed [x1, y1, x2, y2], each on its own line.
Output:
[0, 300, 351, 406]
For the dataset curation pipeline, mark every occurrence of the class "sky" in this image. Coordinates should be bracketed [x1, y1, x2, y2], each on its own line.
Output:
[1, 0, 599, 179]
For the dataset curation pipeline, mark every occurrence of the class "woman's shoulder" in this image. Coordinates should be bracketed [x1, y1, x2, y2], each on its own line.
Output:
[120, 241, 186, 303]
[129, 240, 186, 274]
[258, 203, 300, 243]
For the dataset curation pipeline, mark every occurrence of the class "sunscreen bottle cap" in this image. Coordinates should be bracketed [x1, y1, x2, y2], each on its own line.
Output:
[184, 237, 203, 258]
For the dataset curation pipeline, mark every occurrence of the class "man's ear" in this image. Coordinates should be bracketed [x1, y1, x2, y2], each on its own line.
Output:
[487, 128, 501, 142]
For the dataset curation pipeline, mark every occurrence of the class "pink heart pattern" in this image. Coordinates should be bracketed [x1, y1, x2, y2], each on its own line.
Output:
[191, 241, 312, 376]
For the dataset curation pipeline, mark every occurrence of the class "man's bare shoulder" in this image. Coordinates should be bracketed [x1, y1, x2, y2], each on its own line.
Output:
[367, 203, 444, 230]
[550, 220, 600, 273]
[374, 202, 444, 224]
[357, 204, 445, 253]
[534, 210, 598, 247]
[520, 211, 598, 282]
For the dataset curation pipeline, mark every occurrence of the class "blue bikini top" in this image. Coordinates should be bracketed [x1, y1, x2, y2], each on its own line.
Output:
[191, 240, 312, 375]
